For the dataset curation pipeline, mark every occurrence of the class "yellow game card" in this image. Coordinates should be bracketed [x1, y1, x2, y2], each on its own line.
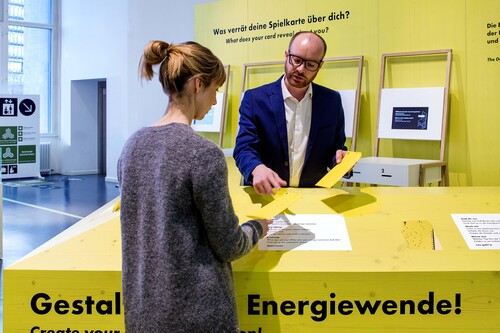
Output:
[315, 151, 362, 188]
[247, 189, 302, 219]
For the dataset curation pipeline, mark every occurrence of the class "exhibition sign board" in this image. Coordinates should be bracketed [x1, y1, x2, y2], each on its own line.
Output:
[0, 94, 41, 179]
[195, 0, 500, 185]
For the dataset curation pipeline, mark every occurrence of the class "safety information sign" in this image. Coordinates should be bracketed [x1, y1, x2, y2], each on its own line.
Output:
[0, 95, 41, 179]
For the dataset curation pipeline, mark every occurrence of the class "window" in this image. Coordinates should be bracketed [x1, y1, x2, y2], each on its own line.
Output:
[1, 0, 57, 134]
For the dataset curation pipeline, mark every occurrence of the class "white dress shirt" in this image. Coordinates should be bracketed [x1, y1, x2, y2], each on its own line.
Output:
[281, 77, 313, 187]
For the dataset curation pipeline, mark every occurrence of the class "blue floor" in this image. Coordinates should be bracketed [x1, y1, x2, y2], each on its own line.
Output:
[1, 174, 120, 332]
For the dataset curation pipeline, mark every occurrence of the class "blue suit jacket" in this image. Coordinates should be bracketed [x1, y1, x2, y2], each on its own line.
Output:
[234, 77, 347, 187]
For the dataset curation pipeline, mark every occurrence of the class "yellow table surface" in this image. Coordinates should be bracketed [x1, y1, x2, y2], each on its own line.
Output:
[7, 158, 500, 272]
[232, 185, 500, 273]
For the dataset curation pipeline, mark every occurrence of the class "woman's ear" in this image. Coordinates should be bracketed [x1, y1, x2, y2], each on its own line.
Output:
[194, 77, 202, 94]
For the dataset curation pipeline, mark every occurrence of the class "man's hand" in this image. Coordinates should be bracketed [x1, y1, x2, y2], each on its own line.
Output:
[335, 149, 353, 179]
[335, 149, 348, 164]
[251, 164, 287, 195]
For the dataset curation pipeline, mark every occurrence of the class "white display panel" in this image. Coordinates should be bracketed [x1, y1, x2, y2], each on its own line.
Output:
[378, 87, 445, 140]
[451, 214, 500, 250]
[338, 89, 356, 138]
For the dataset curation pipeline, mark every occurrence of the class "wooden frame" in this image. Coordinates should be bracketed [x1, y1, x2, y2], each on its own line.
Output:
[241, 56, 364, 150]
[218, 64, 230, 147]
[374, 50, 452, 186]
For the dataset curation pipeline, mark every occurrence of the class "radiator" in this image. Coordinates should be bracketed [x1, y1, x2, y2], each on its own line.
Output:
[40, 142, 51, 175]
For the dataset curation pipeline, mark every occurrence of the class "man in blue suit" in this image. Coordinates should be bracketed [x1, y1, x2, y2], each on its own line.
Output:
[234, 31, 349, 194]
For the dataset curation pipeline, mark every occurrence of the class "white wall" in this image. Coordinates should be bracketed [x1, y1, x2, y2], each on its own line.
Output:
[59, 0, 214, 181]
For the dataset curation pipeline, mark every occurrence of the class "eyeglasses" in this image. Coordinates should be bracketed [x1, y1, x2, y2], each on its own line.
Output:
[287, 52, 323, 72]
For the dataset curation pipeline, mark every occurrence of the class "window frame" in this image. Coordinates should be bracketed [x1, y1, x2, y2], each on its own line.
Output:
[0, 0, 60, 136]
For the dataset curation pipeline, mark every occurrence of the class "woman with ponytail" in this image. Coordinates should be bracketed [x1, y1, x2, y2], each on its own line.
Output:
[118, 41, 271, 332]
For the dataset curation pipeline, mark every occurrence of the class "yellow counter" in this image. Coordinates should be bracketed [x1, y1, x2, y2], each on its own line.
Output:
[4, 160, 500, 332]
[231, 186, 500, 332]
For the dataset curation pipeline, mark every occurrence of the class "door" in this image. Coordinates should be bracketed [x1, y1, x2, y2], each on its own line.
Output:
[97, 80, 107, 175]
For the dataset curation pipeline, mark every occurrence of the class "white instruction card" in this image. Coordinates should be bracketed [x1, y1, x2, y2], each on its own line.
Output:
[259, 214, 352, 251]
[451, 214, 500, 250]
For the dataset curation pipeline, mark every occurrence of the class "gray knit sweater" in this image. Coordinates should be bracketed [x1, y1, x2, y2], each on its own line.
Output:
[118, 123, 263, 332]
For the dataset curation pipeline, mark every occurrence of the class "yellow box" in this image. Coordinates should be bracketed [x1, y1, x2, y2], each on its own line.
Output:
[4, 172, 500, 332]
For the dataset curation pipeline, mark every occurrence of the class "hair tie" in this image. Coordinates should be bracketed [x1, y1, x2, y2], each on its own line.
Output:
[159, 53, 169, 69]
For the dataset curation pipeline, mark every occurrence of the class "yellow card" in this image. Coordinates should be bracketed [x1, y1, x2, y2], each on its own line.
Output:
[271, 187, 288, 198]
[112, 199, 121, 212]
[401, 220, 435, 250]
[247, 189, 302, 219]
[315, 151, 362, 188]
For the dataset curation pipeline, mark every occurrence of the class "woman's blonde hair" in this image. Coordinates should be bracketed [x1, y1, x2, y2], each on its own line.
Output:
[139, 40, 226, 95]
